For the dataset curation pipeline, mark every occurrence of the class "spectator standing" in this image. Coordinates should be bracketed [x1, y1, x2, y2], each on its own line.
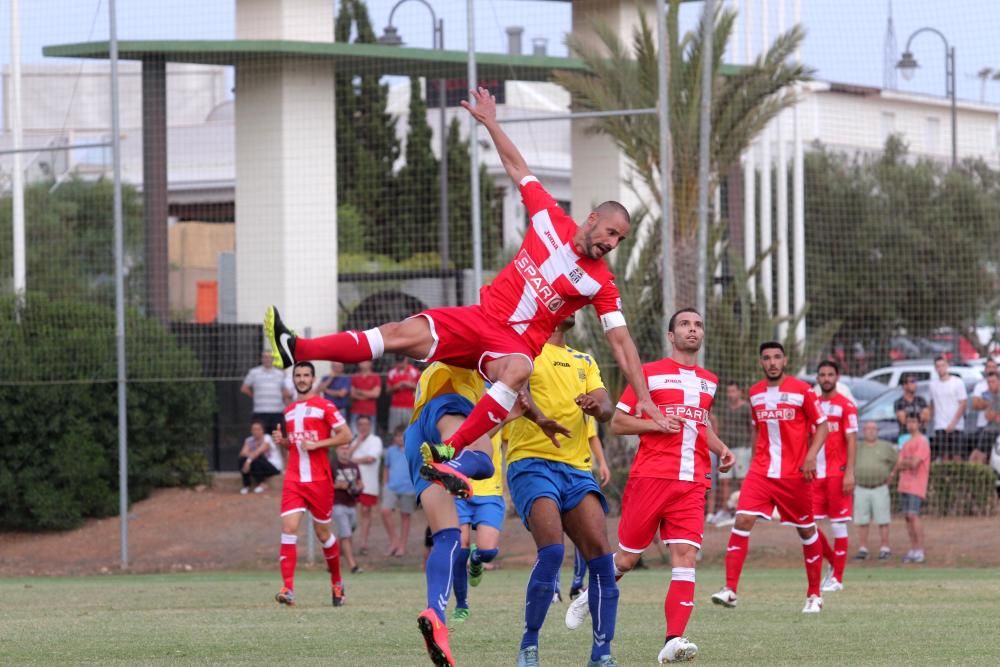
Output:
[928, 356, 968, 461]
[241, 351, 289, 434]
[349, 414, 384, 556]
[381, 426, 417, 556]
[892, 414, 931, 563]
[238, 420, 282, 494]
[332, 443, 363, 574]
[710, 382, 753, 524]
[970, 362, 999, 464]
[852, 421, 898, 561]
[894, 374, 930, 442]
[386, 356, 421, 433]
[320, 361, 352, 424]
[350, 360, 382, 433]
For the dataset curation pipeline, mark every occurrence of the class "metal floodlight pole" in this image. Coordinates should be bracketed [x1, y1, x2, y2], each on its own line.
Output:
[657, 0, 674, 357]
[695, 0, 714, 366]
[468, 0, 482, 298]
[108, 0, 129, 570]
[897, 27, 956, 167]
[11, 0, 25, 309]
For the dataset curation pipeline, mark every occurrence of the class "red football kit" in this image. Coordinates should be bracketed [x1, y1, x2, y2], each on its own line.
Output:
[813, 392, 858, 521]
[280, 396, 346, 523]
[387, 363, 421, 409]
[736, 376, 826, 526]
[616, 359, 718, 551]
[413, 176, 626, 377]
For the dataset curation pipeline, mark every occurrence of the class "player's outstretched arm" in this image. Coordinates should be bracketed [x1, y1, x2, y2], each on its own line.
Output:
[610, 407, 673, 436]
[604, 327, 676, 432]
[461, 87, 531, 185]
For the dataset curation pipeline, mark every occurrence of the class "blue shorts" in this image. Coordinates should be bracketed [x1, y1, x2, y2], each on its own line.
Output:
[404, 394, 475, 499]
[507, 457, 608, 529]
[455, 495, 506, 530]
[900, 492, 923, 515]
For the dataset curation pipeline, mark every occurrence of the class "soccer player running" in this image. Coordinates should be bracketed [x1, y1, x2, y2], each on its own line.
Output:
[812, 360, 858, 592]
[712, 342, 830, 614]
[503, 316, 620, 667]
[406, 361, 567, 666]
[449, 438, 504, 623]
[263, 87, 668, 497]
[270, 362, 353, 607]
[566, 308, 734, 664]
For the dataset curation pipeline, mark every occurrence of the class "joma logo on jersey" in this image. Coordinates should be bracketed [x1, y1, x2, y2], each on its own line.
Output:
[755, 408, 796, 421]
[515, 250, 565, 312]
[552, 360, 571, 368]
[659, 404, 708, 424]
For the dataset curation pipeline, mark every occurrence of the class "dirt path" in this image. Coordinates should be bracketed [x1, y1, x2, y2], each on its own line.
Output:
[1, 484, 997, 576]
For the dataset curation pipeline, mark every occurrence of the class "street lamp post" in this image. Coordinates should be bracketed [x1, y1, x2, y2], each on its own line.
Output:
[379, 0, 450, 284]
[896, 27, 957, 167]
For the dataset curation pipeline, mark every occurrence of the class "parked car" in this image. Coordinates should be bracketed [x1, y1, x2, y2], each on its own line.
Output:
[862, 362, 983, 387]
[798, 374, 889, 409]
[857, 378, 981, 445]
[929, 327, 981, 364]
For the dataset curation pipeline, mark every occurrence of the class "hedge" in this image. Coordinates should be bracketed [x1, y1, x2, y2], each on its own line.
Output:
[0, 296, 214, 530]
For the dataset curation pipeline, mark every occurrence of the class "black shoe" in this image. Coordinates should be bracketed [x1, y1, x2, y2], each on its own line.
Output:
[264, 305, 296, 369]
[854, 549, 870, 561]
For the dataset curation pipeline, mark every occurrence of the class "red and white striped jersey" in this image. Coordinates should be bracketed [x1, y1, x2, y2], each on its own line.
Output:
[748, 376, 826, 479]
[283, 396, 346, 484]
[479, 176, 624, 356]
[815, 392, 858, 479]
[617, 358, 718, 487]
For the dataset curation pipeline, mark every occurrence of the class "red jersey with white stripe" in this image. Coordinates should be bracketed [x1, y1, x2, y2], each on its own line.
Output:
[815, 392, 858, 479]
[617, 358, 718, 487]
[283, 396, 346, 484]
[479, 176, 625, 356]
[748, 376, 826, 479]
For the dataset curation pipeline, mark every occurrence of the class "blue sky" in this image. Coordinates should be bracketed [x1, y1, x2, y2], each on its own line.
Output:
[2, 0, 1000, 104]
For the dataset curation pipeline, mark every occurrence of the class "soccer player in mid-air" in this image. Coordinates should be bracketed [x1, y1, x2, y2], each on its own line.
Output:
[712, 342, 830, 613]
[812, 360, 858, 592]
[263, 86, 668, 498]
[502, 316, 620, 667]
[566, 309, 734, 663]
[406, 361, 567, 666]
[270, 361, 352, 607]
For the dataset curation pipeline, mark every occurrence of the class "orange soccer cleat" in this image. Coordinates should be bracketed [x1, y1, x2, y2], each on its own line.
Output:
[417, 608, 455, 666]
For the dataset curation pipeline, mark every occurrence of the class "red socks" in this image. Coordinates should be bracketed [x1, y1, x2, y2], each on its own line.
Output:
[322, 535, 342, 586]
[802, 532, 823, 597]
[443, 382, 518, 451]
[279, 533, 297, 590]
[295, 328, 384, 364]
[665, 568, 696, 638]
[724, 529, 750, 592]
[818, 530, 835, 565]
[833, 536, 849, 582]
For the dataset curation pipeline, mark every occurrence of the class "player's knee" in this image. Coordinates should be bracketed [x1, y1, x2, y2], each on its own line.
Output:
[493, 356, 532, 387]
[733, 514, 755, 532]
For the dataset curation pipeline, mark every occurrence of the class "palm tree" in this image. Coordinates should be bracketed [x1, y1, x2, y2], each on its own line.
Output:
[554, 0, 813, 394]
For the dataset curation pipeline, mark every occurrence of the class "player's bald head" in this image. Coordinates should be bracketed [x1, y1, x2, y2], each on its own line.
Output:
[594, 200, 630, 226]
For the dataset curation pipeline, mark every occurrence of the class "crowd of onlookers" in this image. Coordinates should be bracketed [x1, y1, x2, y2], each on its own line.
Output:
[239, 351, 424, 561]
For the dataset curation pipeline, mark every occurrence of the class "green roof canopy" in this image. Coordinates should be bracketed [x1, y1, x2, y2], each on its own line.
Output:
[43, 40, 587, 81]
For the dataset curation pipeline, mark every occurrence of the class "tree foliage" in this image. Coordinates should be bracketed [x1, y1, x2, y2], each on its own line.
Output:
[805, 135, 1000, 346]
[444, 117, 503, 270]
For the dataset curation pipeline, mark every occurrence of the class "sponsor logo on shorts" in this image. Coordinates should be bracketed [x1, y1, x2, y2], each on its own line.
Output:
[515, 250, 566, 313]
[798, 515, 810, 522]
[755, 408, 797, 421]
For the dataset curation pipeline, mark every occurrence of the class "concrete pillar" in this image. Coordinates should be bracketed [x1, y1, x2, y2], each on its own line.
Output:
[234, 0, 338, 335]
[570, 1, 655, 223]
[142, 58, 169, 323]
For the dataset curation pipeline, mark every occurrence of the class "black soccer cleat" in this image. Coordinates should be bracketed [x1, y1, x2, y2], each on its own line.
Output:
[419, 461, 474, 500]
[264, 305, 297, 369]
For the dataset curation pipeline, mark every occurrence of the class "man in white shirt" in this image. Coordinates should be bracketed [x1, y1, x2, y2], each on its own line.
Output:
[928, 356, 968, 461]
[349, 414, 384, 556]
[241, 351, 290, 434]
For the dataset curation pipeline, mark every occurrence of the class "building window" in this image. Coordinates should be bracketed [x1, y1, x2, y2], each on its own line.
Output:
[926, 117, 941, 154]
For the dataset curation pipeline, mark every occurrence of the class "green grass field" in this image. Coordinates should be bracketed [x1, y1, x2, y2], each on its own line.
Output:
[1, 567, 998, 665]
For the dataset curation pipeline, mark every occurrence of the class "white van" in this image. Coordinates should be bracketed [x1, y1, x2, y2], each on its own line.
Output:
[863, 362, 983, 387]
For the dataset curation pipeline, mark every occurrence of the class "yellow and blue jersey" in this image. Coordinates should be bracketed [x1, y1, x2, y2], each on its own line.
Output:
[411, 362, 503, 497]
[505, 343, 605, 471]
